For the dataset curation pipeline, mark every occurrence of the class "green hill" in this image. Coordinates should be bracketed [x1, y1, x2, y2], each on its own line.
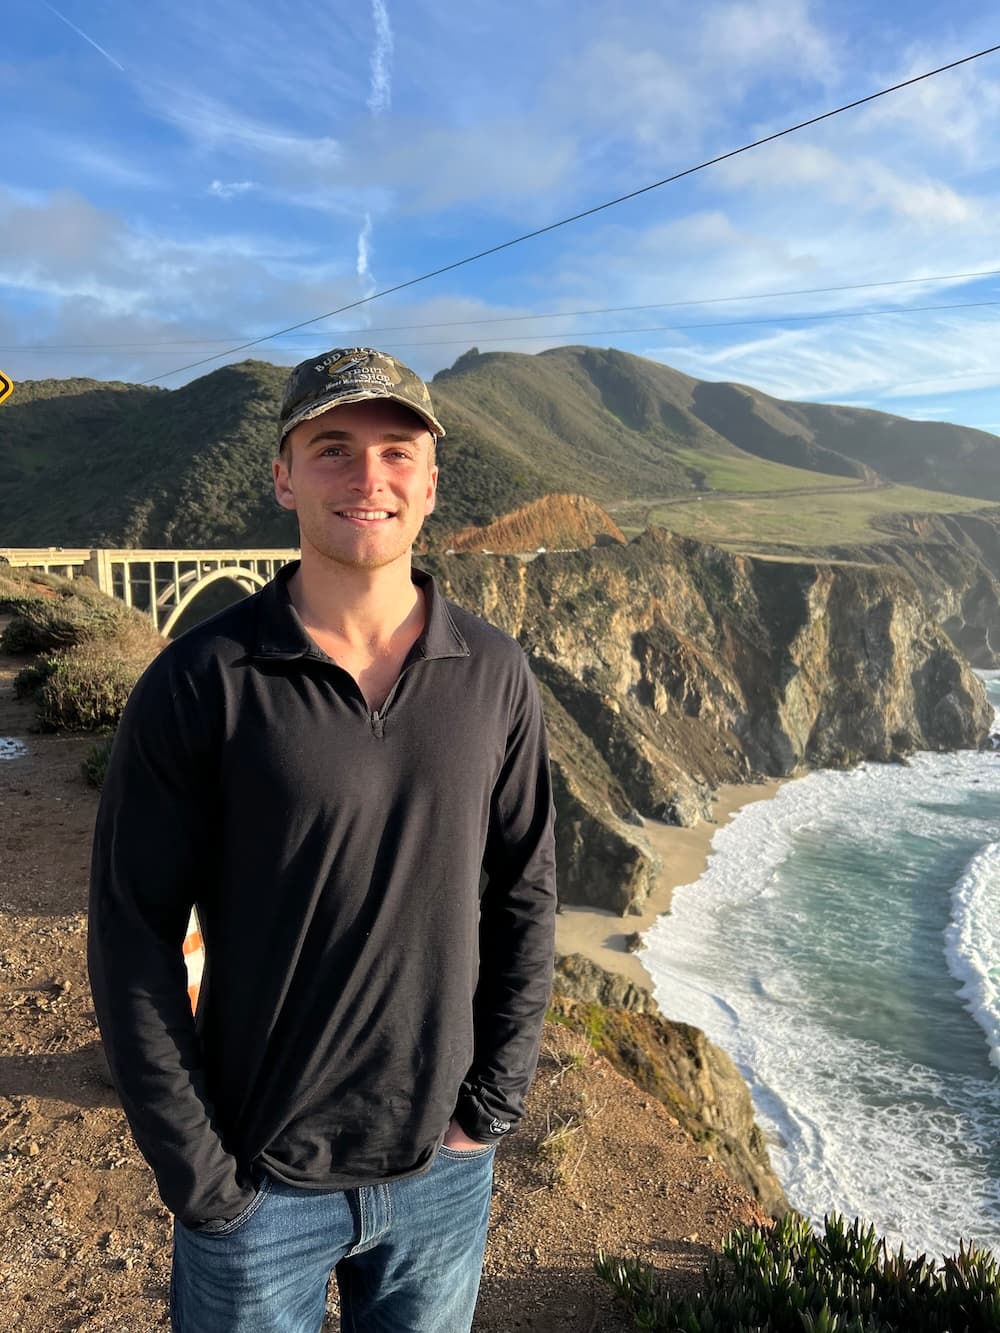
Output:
[1, 345, 997, 549]
[690, 378, 1000, 499]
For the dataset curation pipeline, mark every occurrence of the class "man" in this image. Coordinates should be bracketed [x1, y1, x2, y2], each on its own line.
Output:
[87, 347, 557, 1332]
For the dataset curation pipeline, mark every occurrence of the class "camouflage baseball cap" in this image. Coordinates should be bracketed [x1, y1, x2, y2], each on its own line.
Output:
[278, 347, 445, 445]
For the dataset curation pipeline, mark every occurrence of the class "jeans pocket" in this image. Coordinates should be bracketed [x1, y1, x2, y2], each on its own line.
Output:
[437, 1142, 497, 1161]
[183, 1170, 273, 1236]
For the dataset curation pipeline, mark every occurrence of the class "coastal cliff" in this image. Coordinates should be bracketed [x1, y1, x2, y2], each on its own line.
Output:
[551, 956, 788, 1220]
[422, 524, 992, 915]
[830, 506, 1000, 668]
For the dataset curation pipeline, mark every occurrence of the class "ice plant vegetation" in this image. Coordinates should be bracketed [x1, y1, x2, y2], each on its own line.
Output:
[596, 1211, 1000, 1331]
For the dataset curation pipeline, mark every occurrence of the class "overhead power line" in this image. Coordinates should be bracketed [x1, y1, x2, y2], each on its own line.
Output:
[303, 298, 1000, 348]
[11, 296, 1000, 359]
[7, 267, 1000, 353]
[138, 42, 1000, 386]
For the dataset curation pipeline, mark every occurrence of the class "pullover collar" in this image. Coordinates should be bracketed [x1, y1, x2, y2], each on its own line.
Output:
[250, 560, 470, 664]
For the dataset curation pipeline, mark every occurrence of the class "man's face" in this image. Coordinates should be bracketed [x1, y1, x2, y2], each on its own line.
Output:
[273, 398, 438, 572]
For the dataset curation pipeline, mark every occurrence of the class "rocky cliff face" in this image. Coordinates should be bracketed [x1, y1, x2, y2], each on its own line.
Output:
[548, 970, 789, 1219]
[422, 528, 992, 915]
[831, 507, 1000, 668]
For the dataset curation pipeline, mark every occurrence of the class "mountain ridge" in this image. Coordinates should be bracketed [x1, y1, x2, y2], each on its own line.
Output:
[2, 345, 997, 550]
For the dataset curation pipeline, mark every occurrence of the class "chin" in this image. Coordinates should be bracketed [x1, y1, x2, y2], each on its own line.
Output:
[310, 541, 414, 573]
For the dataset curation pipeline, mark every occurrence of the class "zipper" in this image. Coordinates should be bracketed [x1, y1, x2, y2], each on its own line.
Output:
[367, 665, 409, 739]
[366, 649, 426, 740]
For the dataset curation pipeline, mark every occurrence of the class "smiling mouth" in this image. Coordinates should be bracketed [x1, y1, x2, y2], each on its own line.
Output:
[336, 509, 395, 521]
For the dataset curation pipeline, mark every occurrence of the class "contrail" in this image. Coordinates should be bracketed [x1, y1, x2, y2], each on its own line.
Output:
[356, 212, 376, 298]
[357, 3, 392, 310]
[43, 1, 125, 72]
[367, 0, 393, 116]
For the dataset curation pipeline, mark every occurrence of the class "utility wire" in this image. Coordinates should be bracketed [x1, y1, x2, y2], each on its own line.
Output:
[219, 298, 1000, 350]
[15, 296, 1000, 359]
[8, 267, 1000, 353]
[138, 42, 1000, 385]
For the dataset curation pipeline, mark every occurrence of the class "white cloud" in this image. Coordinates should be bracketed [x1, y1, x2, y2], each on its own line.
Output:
[0, 189, 596, 388]
[645, 310, 1000, 410]
[0, 187, 357, 346]
[148, 88, 342, 178]
[42, 139, 160, 191]
[551, 40, 709, 149]
[361, 120, 577, 212]
[859, 42, 1000, 169]
[130, 0, 368, 125]
[542, 0, 839, 175]
[696, 0, 835, 86]
[716, 141, 983, 228]
[898, 404, 964, 420]
[209, 180, 258, 200]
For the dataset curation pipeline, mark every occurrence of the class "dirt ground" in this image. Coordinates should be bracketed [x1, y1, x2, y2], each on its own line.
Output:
[0, 646, 767, 1332]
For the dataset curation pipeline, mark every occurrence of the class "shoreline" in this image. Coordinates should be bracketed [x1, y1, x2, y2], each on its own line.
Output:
[555, 778, 786, 993]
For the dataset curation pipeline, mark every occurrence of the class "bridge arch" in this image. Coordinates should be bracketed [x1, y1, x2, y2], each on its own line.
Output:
[0, 547, 299, 632]
[160, 566, 268, 637]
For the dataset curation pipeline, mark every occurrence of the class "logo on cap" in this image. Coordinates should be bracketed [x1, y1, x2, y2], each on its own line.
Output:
[315, 351, 368, 378]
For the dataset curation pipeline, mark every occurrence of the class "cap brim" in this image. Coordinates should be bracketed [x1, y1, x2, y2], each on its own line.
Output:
[279, 388, 446, 443]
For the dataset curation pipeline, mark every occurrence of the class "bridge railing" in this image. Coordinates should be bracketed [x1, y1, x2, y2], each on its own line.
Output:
[1, 547, 300, 634]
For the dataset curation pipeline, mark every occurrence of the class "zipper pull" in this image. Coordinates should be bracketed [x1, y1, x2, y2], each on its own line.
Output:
[371, 709, 384, 739]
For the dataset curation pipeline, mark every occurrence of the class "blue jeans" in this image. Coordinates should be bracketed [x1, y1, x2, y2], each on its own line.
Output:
[170, 1142, 496, 1332]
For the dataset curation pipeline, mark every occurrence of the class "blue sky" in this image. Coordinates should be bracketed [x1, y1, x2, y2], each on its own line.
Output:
[4, 0, 1000, 433]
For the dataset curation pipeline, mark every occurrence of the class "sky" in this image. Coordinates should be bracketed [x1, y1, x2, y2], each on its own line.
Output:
[4, 0, 1000, 432]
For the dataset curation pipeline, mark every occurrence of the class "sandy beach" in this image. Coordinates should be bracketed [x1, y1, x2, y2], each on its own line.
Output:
[555, 778, 786, 992]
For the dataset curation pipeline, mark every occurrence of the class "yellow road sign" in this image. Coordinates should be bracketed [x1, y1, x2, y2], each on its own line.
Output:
[0, 370, 11, 405]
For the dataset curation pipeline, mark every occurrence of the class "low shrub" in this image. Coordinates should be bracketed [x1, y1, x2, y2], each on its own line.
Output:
[0, 599, 53, 653]
[82, 735, 115, 788]
[34, 630, 159, 732]
[2, 567, 163, 732]
[596, 1210, 1000, 1331]
[13, 660, 53, 700]
[0, 566, 65, 610]
[0, 584, 133, 654]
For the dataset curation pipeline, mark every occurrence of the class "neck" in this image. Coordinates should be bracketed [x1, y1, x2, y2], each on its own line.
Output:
[287, 545, 423, 650]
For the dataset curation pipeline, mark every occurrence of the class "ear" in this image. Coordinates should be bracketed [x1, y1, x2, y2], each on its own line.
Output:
[273, 454, 297, 511]
[424, 461, 439, 517]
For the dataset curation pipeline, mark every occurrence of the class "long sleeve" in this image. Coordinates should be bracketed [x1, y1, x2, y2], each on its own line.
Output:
[87, 652, 255, 1227]
[454, 652, 557, 1141]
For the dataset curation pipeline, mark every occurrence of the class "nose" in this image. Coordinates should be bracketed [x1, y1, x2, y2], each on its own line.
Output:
[347, 449, 385, 495]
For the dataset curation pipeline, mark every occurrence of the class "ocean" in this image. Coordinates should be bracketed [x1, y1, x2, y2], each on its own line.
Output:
[641, 670, 1000, 1258]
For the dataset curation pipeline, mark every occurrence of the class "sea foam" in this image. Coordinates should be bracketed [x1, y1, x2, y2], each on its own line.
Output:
[946, 841, 1000, 1071]
[641, 731, 1000, 1258]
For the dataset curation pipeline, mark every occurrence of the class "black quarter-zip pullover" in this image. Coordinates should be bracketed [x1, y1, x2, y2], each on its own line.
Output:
[87, 563, 556, 1228]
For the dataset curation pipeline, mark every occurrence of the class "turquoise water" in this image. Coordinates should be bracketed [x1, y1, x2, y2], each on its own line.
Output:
[642, 672, 1000, 1256]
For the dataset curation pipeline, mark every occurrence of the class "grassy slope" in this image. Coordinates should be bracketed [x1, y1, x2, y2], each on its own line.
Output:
[666, 446, 863, 494]
[687, 378, 1000, 500]
[644, 483, 987, 549]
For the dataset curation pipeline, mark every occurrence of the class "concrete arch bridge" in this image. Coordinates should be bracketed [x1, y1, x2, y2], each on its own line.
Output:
[0, 547, 299, 636]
